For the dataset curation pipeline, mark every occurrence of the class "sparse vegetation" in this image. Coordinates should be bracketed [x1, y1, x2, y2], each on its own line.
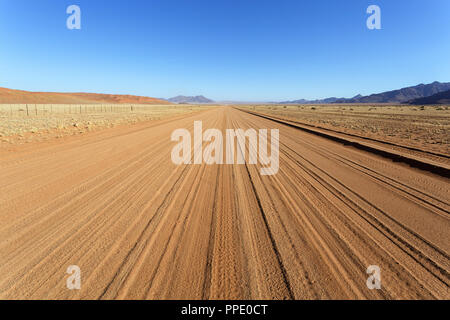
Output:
[0, 104, 210, 143]
[238, 104, 450, 156]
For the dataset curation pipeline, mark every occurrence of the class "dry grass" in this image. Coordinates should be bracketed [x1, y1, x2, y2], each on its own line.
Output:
[0, 104, 211, 145]
[240, 104, 450, 156]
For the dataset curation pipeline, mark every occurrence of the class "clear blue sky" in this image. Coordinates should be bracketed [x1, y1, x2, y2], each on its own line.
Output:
[0, 0, 449, 101]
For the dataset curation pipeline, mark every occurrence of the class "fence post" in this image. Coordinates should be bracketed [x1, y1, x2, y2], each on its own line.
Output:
[26, 104, 29, 116]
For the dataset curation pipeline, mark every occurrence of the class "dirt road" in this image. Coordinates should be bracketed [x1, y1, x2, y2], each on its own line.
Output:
[0, 107, 448, 299]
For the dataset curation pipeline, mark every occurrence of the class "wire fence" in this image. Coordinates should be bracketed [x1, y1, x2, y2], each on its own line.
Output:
[0, 104, 183, 116]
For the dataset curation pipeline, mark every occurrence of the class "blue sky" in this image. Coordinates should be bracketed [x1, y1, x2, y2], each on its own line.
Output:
[0, 0, 449, 101]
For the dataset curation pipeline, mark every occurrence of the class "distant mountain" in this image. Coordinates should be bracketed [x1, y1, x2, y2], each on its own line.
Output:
[281, 81, 450, 104]
[280, 97, 344, 104]
[0, 87, 169, 104]
[336, 81, 450, 104]
[167, 95, 214, 104]
[408, 89, 450, 105]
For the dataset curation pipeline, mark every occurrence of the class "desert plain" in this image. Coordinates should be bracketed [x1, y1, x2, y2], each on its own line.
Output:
[0, 103, 449, 299]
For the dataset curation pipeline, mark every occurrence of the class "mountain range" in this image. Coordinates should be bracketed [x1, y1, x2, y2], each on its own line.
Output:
[167, 95, 215, 104]
[408, 89, 450, 105]
[281, 81, 450, 104]
[1, 82, 448, 106]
